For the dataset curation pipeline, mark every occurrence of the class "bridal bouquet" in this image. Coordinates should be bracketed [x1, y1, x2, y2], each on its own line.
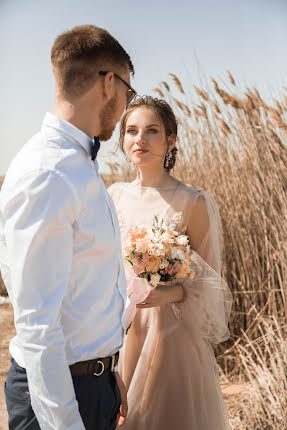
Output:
[124, 216, 195, 287]
[123, 216, 195, 329]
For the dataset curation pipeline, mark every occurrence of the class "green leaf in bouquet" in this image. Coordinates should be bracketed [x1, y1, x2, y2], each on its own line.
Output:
[160, 273, 176, 283]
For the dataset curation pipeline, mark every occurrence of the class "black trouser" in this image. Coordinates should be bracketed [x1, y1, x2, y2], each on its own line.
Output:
[4, 358, 121, 430]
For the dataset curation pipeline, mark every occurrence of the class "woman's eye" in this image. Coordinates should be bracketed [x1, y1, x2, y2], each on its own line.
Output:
[127, 129, 137, 134]
[148, 129, 157, 133]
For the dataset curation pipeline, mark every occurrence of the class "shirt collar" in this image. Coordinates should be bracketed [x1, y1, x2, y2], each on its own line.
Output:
[42, 112, 93, 159]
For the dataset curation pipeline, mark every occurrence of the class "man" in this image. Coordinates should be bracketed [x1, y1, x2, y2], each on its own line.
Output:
[0, 25, 136, 430]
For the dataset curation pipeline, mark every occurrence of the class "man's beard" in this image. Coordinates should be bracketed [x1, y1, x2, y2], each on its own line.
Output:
[98, 94, 118, 141]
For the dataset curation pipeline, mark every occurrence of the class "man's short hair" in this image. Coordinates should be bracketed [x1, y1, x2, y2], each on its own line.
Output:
[51, 25, 134, 99]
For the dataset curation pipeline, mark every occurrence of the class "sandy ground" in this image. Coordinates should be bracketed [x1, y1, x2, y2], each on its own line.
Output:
[0, 303, 248, 430]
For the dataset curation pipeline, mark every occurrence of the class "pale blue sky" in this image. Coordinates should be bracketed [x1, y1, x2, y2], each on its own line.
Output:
[1, 0, 287, 174]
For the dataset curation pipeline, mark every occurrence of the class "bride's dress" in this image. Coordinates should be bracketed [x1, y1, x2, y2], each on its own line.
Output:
[108, 180, 232, 430]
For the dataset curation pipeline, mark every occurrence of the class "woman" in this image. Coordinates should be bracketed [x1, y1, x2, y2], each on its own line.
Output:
[108, 96, 232, 429]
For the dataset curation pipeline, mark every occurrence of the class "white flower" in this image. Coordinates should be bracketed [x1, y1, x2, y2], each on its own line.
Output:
[150, 273, 161, 287]
[177, 235, 188, 246]
[149, 243, 166, 257]
[124, 238, 133, 251]
[153, 231, 162, 241]
[160, 232, 172, 243]
[159, 258, 169, 269]
[160, 232, 168, 241]
[137, 247, 147, 253]
[171, 247, 185, 261]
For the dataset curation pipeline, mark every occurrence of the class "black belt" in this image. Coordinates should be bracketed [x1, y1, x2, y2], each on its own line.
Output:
[70, 351, 119, 377]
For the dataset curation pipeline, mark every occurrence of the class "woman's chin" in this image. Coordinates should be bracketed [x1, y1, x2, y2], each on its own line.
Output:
[130, 154, 164, 170]
[133, 159, 153, 168]
[132, 156, 149, 166]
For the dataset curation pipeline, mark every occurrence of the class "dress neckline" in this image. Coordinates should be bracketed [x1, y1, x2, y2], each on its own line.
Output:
[128, 179, 183, 191]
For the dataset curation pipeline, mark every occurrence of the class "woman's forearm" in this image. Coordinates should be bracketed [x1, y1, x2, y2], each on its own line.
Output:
[170, 284, 185, 303]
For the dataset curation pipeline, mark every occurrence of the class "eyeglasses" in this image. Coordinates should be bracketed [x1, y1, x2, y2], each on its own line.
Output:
[99, 71, 137, 104]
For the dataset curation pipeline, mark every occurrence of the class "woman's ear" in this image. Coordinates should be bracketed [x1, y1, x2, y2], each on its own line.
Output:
[167, 135, 176, 151]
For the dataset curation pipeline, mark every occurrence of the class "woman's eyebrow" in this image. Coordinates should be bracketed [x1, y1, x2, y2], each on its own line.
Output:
[126, 123, 160, 128]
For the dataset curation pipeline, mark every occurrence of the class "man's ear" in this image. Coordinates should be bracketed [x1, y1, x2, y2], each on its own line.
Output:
[167, 135, 176, 151]
[102, 72, 115, 101]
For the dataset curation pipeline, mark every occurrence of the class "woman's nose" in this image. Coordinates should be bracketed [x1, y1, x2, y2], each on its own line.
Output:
[136, 133, 146, 145]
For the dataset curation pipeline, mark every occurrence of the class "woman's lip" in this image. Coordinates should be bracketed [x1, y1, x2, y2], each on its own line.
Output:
[134, 149, 148, 153]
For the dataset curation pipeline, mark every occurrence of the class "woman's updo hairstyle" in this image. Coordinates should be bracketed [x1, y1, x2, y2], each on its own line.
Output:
[119, 95, 178, 172]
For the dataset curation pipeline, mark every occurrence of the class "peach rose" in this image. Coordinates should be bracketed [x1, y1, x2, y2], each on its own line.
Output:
[176, 259, 190, 278]
[189, 270, 195, 280]
[127, 227, 147, 247]
[133, 252, 150, 275]
[145, 256, 161, 273]
[162, 260, 179, 275]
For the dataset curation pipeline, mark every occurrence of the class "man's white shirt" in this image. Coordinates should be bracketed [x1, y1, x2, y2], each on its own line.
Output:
[0, 113, 126, 430]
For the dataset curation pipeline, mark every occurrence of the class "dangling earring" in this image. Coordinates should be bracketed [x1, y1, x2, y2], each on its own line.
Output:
[164, 150, 172, 169]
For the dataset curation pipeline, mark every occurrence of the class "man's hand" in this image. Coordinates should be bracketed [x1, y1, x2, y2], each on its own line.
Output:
[136, 284, 184, 309]
[115, 371, 128, 426]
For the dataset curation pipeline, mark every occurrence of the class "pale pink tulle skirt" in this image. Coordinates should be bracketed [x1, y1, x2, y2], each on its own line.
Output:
[117, 304, 230, 430]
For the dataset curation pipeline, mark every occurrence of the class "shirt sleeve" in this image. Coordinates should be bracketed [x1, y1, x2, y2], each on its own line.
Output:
[4, 170, 85, 430]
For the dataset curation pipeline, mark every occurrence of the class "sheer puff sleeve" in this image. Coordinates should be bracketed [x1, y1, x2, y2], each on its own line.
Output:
[171, 189, 232, 344]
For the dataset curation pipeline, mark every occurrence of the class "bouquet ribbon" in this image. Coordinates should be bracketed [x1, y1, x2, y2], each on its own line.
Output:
[125, 277, 152, 328]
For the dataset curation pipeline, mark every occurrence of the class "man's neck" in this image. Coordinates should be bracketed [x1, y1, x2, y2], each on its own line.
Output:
[53, 99, 100, 139]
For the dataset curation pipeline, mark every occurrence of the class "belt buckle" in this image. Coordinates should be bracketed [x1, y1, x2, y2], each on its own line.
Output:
[93, 360, 105, 376]
[110, 354, 116, 372]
